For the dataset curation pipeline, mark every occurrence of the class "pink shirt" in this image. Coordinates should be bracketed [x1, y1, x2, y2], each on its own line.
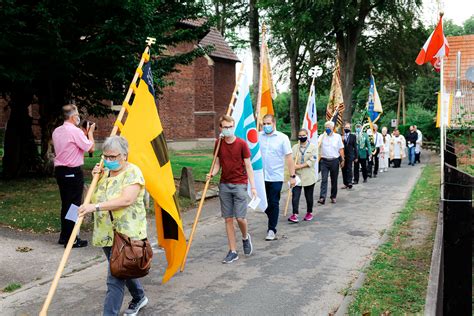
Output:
[52, 122, 93, 167]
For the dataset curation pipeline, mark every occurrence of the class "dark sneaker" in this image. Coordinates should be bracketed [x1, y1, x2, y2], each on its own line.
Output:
[242, 233, 253, 256]
[222, 250, 239, 264]
[66, 237, 88, 248]
[330, 198, 336, 204]
[124, 296, 148, 316]
[317, 198, 325, 205]
[57, 238, 66, 245]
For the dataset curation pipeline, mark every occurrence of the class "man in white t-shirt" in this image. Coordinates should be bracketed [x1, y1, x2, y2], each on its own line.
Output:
[260, 114, 296, 241]
[317, 121, 345, 204]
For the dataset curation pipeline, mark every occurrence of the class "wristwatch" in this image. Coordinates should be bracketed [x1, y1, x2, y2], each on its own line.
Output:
[290, 175, 296, 179]
[95, 203, 101, 212]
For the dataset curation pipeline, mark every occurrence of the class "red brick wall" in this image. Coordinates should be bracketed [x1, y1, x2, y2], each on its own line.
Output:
[159, 42, 196, 140]
[213, 59, 236, 136]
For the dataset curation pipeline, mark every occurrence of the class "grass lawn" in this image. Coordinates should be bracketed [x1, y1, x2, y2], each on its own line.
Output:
[348, 164, 440, 314]
[0, 148, 215, 233]
[0, 177, 61, 233]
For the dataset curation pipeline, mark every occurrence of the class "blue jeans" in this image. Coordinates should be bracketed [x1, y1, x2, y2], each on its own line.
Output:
[264, 181, 283, 233]
[408, 146, 416, 165]
[103, 247, 145, 316]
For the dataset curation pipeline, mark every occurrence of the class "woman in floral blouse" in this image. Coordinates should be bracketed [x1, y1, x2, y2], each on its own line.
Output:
[78, 135, 148, 316]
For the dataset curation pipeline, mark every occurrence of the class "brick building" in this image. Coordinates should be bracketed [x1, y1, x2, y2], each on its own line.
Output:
[443, 35, 474, 128]
[0, 20, 239, 149]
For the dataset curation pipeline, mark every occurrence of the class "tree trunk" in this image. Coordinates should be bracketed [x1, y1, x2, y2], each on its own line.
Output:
[289, 56, 300, 140]
[2, 89, 41, 179]
[249, 0, 260, 103]
[337, 27, 361, 123]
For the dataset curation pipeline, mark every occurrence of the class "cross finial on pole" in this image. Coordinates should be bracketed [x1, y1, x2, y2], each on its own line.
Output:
[308, 66, 323, 79]
[146, 37, 156, 46]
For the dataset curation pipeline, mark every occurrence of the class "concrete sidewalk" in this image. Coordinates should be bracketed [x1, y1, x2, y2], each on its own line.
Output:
[0, 155, 430, 315]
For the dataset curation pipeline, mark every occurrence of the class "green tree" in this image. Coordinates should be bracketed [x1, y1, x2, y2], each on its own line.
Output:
[261, 0, 332, 139]
[0, 0, 209, 179]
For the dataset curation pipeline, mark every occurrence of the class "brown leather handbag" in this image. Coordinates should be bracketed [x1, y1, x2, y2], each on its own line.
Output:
[109, 212, 153, 279]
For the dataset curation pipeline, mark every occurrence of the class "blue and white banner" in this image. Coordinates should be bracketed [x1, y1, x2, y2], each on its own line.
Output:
[367, 75, 383, 124]
[232, 73, 268, 211]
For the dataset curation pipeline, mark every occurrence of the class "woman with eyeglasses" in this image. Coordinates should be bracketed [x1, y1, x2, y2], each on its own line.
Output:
[78, 135, 149, 316]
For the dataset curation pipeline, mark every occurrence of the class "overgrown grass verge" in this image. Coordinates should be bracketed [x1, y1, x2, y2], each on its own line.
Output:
[348, 164, 440, 315]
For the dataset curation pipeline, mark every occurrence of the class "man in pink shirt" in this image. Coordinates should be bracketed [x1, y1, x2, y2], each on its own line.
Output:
[52, 104, 95, 248]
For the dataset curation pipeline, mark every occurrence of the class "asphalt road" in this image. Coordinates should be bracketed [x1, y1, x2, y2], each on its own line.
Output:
[0, 159, 425, 316]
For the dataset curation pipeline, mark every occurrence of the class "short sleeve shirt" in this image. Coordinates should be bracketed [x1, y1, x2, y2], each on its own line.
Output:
[318, 133, 344, 159]
[260, 131, 292, 182]
[52, 122, 93, 167]
[217, 137, 251, 184]
[91, 163, 147, 247]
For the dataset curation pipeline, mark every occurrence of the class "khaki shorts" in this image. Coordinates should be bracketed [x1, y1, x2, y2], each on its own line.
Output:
[218, 183, 248, 218]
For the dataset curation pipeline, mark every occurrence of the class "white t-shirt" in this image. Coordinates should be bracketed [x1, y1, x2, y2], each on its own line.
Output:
[318, 133, 344, 159]
[260, 130, 292, 182]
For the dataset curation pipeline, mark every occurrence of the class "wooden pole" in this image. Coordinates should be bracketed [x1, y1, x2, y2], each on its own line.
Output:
[39, 39, 155, 316]
[397, 86, 401, 127]
[180, 63, 246, 272]
[283, 149, 299, 217]
[255, 24, 266, 132]
[402, 85, 406, 125]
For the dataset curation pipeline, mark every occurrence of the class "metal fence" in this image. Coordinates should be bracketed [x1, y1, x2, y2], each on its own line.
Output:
[424, 139, 473, 315]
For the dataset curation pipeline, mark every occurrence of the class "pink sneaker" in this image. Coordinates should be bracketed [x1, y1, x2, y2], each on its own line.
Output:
[303, 213, 313, 221]
[288, 214, 299, 223]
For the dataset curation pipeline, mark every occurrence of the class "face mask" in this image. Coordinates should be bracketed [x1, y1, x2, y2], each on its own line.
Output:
[74, 116, 80, 126]
[263, 125, 273, 134]
[325, 128, 332, 135]
[298, 136, 307, 143]
[356, 128, 361, 133]
[344, 128, 350, 133]
[104, 159, 121, 171]
[222, 128, 234, 137]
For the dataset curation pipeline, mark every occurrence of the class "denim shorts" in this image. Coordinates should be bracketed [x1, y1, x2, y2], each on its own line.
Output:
[219, 183, 248, 218]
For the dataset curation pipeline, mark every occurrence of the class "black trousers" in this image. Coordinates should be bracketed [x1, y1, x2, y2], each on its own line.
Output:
[392, 159, 402, 168]
[342, 158, 354, 186]
[415, 152, 421, 163]
[368, 148, 380, 176]
[264, 181, 283, 233]
[320, 158, 339, 199]
[55, 166, 84, 241]
[354, 158, 368, 182]
[292, 184, 315, 214]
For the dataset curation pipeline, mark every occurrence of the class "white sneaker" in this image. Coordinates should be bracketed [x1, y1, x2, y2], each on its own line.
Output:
[265, 230, 276, 241]
[379, 169, 384, 173]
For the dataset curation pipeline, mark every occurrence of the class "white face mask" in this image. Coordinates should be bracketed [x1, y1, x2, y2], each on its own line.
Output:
[74, 115, 80, 126]
[222, 127, 234, 137]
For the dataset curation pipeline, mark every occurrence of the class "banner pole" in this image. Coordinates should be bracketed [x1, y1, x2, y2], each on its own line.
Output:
[255, 24, 266, 132]
[181, 63, 246, 271]
[39, 40, 155, 316]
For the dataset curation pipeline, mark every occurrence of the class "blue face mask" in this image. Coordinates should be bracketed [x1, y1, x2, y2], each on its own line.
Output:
[104, 159, 121, 171]
[263, 125, 273, 134]
[356, 128, 361, 133]
[325, 128, 332, 135]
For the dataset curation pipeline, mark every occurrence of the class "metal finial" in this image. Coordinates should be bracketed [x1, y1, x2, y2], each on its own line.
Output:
[146, 37, 157, 46]
[309, 66, 323, 78]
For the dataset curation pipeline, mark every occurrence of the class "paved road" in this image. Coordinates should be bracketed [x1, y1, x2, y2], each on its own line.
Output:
[0, 159, 427, 316]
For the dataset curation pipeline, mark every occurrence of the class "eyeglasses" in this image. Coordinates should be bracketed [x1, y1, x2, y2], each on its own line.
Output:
[262, 122, 273, 126]
[101, 154, 121, 161]
[221, 126, 233, 130]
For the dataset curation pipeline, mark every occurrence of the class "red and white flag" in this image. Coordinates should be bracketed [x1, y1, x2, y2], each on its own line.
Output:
[415, 15, 450, 71]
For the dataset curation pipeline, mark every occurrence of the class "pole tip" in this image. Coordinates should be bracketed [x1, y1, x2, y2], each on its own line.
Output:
[439, 11, 444, 17]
